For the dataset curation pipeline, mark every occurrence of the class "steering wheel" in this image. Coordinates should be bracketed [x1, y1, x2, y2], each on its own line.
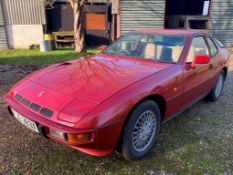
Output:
[118, 49, 131, 56]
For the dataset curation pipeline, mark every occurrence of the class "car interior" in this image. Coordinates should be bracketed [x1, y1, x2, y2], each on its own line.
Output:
[143, 43, 183, 63]
[186, 37, 209, 62]
[104, 34, 186, 63]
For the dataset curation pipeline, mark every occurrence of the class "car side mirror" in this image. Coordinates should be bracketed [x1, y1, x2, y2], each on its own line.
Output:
[98, 45, 108, 51]
[191, 55, 210, 68]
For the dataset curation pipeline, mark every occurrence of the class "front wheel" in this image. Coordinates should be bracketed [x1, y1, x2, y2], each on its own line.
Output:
[120, 100, 161, 160]
[207, 71, 225, 102]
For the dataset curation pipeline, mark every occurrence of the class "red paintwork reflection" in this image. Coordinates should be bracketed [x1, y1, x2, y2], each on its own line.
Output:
[28, 55, 171, 103]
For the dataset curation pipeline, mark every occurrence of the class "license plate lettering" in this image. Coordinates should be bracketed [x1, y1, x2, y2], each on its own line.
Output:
[12, 109, 39, 133]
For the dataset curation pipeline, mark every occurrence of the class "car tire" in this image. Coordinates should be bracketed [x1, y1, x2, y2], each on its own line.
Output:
[121, 100, 161, 160]
[207, 71, 225, 102]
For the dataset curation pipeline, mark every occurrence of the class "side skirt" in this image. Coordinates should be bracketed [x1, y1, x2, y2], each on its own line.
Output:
[162, 91, 210, 124]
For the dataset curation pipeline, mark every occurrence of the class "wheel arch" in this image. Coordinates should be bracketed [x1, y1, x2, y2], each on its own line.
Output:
[222, 67, 228, 81]
[128, 94, 166, 122]
[115, 94, 167, 152]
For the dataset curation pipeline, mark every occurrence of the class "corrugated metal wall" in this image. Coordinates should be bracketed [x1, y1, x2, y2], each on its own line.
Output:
[120, 0, 165, 34]
[0, 0, 7, 49]
[209, 0, 233, 46]
[2, 0, 45, 25]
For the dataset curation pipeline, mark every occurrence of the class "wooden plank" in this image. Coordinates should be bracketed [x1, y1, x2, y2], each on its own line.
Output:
[57, 39, 75, 43]
[53, 31, 74, 36]
[52, 31, 75, 48]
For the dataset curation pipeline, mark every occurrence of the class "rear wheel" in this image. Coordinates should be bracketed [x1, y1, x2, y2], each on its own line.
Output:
[207, 71, 225, 102]
[121, 100, 161, 160]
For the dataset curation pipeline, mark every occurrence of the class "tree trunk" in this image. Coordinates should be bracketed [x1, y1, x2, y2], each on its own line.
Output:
[73, 3, 85, 53]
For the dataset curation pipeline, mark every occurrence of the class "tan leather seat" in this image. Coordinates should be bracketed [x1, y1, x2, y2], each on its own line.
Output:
[157, 46, 183, 62]
[144, 44, 183, 62]
[144, 43, 156, 60]
[156, 45, 163, 59]
[172, 46, 183, 62]
[186, 47, 195, 62]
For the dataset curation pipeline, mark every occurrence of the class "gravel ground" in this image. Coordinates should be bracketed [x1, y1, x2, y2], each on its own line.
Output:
[0, 60, 233, 175]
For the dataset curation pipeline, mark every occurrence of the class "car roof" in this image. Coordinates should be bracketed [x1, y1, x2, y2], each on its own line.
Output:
[129, 29, 204, 36]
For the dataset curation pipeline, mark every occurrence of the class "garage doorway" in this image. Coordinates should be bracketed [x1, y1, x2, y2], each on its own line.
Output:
[83, 4, 111, 46]
[46, 2, 111, 47]
[165, 0, 210, 31]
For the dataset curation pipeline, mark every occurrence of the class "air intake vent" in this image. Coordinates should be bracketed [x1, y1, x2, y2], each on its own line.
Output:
[40, 108, 53, 118]
[22, 98, 30, 107]
[14, 93, 54, 118]
[15, 94, 23, 102]
[30, 103, 41, 112]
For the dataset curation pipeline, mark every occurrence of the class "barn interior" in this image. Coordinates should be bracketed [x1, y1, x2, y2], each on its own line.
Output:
[165, 0, 211, 30]
[46, 2, 111, 47]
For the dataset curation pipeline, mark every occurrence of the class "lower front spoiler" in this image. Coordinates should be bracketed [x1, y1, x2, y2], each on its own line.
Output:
[3, 95, 124, 156]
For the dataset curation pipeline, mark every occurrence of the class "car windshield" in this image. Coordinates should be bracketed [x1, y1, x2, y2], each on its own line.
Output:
[103, 33, 186, 63]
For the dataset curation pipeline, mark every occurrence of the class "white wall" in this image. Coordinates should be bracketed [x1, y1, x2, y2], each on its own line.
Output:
[6, 25, 43, 49]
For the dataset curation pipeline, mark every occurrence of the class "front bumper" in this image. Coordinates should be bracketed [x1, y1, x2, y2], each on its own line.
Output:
[3, 94, 124, 156]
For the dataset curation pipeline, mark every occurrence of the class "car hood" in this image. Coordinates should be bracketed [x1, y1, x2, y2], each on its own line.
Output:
[15, 54, 172, 124]
[27, 54, 171, 104]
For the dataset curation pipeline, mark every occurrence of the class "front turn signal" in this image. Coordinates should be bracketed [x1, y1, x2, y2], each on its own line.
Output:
[66, 133, 93, 143]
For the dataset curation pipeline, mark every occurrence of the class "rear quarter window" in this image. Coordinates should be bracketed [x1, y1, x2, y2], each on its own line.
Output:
[206, 37, 218, 57]
[186, 36, 209, 63]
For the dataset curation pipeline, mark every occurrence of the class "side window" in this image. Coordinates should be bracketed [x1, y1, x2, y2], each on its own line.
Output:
[186, 36, 209, 63]
[206, 37, 218, 57]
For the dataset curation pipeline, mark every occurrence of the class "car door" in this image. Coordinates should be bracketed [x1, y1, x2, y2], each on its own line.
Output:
[205, 36, 223, 86]
[182, 35, 212, 106]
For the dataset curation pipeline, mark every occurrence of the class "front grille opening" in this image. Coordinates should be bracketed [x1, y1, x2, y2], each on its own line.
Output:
[30, 103, 41, 112]
[22, 98, 31, 107]
[40, 108, 53, 118]
[15, 94, 23, 102]
[14, 93, 54, 118]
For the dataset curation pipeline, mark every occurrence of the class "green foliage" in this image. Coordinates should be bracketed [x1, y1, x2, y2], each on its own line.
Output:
[0, 48, 100, 65]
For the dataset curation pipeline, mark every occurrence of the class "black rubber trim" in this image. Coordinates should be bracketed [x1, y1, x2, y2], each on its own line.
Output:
[7, 106, 13, 116]
[37, 124, 48, 138]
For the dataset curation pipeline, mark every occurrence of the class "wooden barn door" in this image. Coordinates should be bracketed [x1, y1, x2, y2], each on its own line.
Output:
[84, 13, 107, 31]
[83, 4, 110, 46]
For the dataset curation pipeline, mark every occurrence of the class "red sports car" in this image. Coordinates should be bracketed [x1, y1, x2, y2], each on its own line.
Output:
[3, 30, 231, 160]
